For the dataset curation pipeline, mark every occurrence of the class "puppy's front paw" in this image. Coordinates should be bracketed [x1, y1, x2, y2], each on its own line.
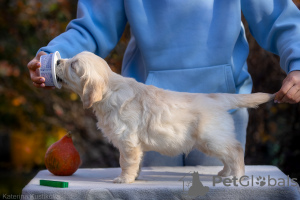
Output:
[113, 176, 135, 184]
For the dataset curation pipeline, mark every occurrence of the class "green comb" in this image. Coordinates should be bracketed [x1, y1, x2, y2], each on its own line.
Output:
[40, 179, 69, 188]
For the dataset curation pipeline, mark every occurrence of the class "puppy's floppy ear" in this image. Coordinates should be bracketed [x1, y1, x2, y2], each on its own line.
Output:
[82, 75, 106, 109]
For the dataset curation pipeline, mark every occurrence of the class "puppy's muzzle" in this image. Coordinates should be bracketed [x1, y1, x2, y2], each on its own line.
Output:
[57, 59, 62, 66]
[56, 59, 64, 83]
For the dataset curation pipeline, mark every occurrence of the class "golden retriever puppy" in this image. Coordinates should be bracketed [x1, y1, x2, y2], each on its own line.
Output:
[56, 51, 274, 183]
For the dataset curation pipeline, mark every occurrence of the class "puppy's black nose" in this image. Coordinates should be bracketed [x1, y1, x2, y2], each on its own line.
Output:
[57, 60, 61, 66]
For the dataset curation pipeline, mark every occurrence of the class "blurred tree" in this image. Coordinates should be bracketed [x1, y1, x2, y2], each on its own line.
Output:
[0, 0, 123, 173]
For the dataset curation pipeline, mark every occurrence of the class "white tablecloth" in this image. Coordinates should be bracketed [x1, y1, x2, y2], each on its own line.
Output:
[22, 165, 300, 200]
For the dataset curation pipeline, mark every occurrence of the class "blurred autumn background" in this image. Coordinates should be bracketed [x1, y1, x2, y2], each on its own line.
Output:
[0, 0, 300, 198]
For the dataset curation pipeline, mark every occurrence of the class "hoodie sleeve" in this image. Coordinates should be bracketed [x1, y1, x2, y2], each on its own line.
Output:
[38, 0, 127, 59]
[241, 0, 300, 73]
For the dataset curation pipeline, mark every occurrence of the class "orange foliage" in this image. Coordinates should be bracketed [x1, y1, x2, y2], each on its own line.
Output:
[10, 128, 67, 172]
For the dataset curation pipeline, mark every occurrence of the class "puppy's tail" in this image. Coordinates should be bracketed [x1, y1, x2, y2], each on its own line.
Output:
[216, 93, 275, 110]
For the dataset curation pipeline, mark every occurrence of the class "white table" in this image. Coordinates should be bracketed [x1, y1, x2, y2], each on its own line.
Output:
[22, 166, 300, 200]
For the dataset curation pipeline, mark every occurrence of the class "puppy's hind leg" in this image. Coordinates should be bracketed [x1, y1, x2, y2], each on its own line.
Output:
[197, 138, 245, 178]
[225, 141, 245, 178]
[113, 146, 143, 184]
[217, 158, 231, 177]
[196, 114, 245, 178]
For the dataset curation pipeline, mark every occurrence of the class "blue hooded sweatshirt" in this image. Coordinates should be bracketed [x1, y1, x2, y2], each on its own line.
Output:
[39, 0, 300, 95]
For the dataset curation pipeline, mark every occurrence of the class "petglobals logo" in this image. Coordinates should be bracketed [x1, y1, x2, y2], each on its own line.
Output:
[179, 171, 298, 198]
[212, 175, 298, 187]
[179, 171, 209, 197]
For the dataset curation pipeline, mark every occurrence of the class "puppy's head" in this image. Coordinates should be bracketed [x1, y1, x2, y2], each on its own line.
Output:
[56, 51, 111, 109]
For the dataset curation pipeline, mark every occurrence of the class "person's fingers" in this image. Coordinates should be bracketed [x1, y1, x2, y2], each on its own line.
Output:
[281, 85, 299, 103]
[34, 51, 47, 62]
[33, 82, 45, 88]
[275, 71, 300, 104]
[27, 60, 41, 71]
[31, 76, 45, 84]
[275, 80, 294, 102]
[295, 90, 300, 103]
[293, 90, 300, 103]
[27, 51, 51, 89]
[27, 51, 47, 71]
[32, 82, 55, 90]
[29, 68, 41, 83]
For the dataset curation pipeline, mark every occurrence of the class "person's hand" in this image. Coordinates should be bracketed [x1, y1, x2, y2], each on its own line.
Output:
[27, 51, 55, 89]
[275, 70, 300, 104]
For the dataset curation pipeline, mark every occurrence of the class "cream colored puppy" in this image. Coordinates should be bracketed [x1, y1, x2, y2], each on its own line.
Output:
[56, 51, 274, 183]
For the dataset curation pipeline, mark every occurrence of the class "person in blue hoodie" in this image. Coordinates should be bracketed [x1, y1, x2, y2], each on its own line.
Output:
[28, 0, 300, 166]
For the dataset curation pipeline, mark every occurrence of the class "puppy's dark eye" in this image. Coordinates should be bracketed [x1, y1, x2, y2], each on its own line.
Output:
[71, 62, 75, 70]
[70, 60, 78, 70]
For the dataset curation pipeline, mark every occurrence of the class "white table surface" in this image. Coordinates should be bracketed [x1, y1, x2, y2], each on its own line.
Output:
[21, 165, 300, 200]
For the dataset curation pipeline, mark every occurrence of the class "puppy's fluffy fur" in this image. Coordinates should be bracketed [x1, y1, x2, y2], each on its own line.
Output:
[56, 52, 274, 183]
